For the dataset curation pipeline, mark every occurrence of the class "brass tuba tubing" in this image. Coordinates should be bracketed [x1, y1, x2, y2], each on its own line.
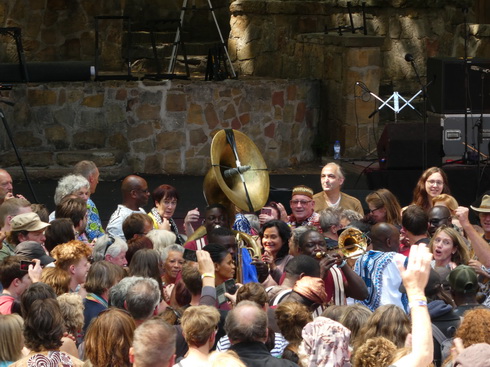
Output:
[338, 227, 368, 259]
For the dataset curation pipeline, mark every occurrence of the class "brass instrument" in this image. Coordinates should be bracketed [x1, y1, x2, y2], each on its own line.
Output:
[187, 225, 261, 259]
[203, 129, 269, 218]
[189, 129, 269, 282]
[316, 251, 327, 259]
[338, 227, 368, 259]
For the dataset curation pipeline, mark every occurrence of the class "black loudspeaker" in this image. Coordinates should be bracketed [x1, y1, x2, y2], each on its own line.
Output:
[428, 113, 490, 158]
[427, 57, 490, 114]
[377, 122, 443, 169]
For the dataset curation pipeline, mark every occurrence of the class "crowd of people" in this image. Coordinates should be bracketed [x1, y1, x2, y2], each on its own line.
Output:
[0, 161, 489, 367]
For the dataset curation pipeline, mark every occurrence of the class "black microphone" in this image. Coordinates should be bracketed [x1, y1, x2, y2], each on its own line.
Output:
[223, 165, 251, 178]
[356, 82, 371, 94]
[405, 53, 414, 62]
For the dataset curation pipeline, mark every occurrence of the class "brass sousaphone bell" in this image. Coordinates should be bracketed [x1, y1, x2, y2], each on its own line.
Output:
[187, 129, 268, 267]
[203, 129, 270, 220]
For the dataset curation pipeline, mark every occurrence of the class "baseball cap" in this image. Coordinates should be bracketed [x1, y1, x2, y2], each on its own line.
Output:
[10, 212, 50, 232]
[14, 241, 56, 266]
[447, 265, 479, 294]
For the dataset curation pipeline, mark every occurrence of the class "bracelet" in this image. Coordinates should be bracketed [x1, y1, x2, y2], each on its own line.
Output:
[337, 260, 347, 268]
[409, 300, 427, 308]
[408, 295, 427, 303]
[201, 273, 215, 279]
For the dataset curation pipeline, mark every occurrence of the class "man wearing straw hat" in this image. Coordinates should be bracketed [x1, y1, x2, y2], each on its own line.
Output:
[471, 195, 490, 244]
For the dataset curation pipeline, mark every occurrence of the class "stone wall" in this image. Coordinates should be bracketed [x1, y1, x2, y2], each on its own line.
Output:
[0, 0, 231, 68]
[0, 79, 320, 177]
[227, 0, 489, 155]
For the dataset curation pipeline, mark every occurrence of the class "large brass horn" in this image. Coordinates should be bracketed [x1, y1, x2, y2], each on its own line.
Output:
[187, 129, 269, 251]
[203, 129, 270, 217]
[338, 227, 368, 259]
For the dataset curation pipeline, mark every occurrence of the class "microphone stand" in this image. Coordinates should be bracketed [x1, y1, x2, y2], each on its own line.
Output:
[407, 54, 429, 170]
[469, 65, 489, 194]
[463, 6, 470, 163]
[0, 90, 38, 203]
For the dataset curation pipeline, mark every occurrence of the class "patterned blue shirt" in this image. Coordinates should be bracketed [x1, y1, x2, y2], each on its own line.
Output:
[86, 198, 104, 241]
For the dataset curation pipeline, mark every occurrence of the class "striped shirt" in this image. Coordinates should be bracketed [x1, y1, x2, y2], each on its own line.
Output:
[216, 333, 288, 358]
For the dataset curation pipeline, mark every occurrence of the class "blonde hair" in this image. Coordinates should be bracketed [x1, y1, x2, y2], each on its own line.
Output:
[353, 304, 410, 350]
[338, 304, 372, 342]
[432, 194, 459, 214]
[365, 188, 402, 226]
[275, 301, 313, 344]
[41, 267, 71, 296]
[209, 350, 246, 367]
[352, 337, 396, 367]
[0, 314, 23, 362]
[57, 293, 84, 335]
[181, 305, 220, 347]
[51, 240, 92, 271]
[429, 226, 471, 266]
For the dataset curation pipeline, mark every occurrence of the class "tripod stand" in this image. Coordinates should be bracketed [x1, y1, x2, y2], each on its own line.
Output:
[0, 86, 38, 203]
[169, 0, 236, 78]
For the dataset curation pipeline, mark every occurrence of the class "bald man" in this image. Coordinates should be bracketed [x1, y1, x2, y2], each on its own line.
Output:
[354, 222, 407, 312]
[106, 175, 150, 240]
[312, 163, 363, 215]
[428, 206, 452, 237]
[0, 169, 14, 205]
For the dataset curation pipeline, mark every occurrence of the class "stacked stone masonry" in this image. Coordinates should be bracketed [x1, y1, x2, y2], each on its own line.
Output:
[0, 79, 320, 177]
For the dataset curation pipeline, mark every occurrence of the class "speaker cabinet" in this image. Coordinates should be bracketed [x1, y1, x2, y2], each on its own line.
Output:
[426, 57, 490, 114]
[428, 113, 490, 158]
[377, 122, 442, 169]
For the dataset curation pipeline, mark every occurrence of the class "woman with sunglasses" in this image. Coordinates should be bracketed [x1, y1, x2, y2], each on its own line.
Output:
[148, 184, 200, 245]
[365, 188, 402, 227]
[93, 234, 128, 267]
[412, 167, 451, 212]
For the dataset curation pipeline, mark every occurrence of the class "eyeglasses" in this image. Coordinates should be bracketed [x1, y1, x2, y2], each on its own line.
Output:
[163, 200, 178, 206]
[427, 180, 444, 186]
[290, 200, 312, 206]
[369, 207, 382, 214]
[103, 235, 116, 256]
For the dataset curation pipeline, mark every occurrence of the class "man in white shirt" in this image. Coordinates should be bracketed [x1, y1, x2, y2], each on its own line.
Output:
[354, 222, 408, 312]
[106, 175, 150, 240]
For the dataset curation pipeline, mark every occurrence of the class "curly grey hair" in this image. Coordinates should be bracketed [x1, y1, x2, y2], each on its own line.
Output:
[92, 234, 128, 262]
[159, 244, 184, 264]
[53, 174, 90, 205]
[146, 229, 176, 254]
